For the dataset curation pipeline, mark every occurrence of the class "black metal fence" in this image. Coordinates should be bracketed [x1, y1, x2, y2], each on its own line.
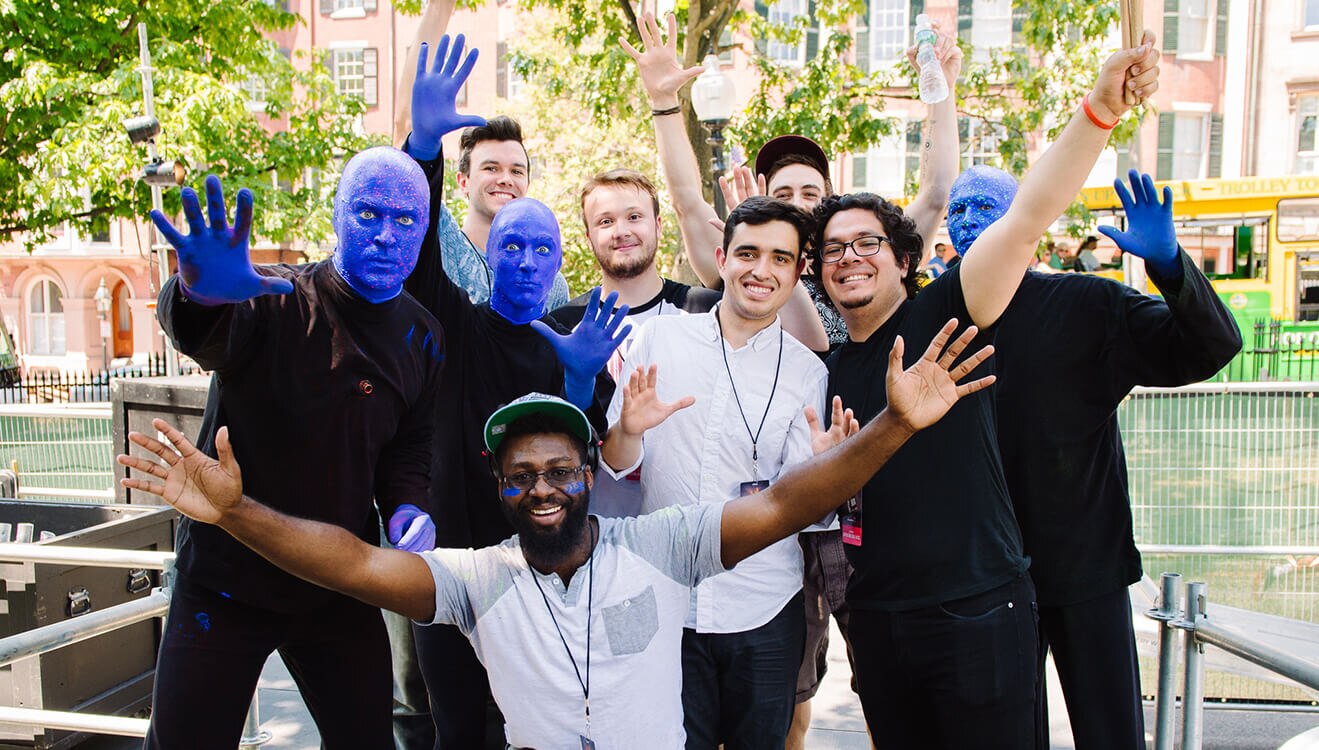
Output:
[1217, 319, 1319, 382]
[0, 353, 203, 404]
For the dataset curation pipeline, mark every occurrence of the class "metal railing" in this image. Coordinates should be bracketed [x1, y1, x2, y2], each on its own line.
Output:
[1215, 319, 1319, 383]
[1147, 572, 1319, 750]
[0, 544, 270, 748]
[1122, 381, 1319, 703]
[0, 352, 202, 405]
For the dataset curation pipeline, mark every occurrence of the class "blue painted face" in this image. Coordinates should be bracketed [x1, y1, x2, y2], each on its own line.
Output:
[488, 198, 562, 325]
[332, 147, 430, 303]
[946, 166, 1019, 257]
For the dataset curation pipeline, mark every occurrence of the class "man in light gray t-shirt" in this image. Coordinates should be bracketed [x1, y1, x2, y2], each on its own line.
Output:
[118, 324, 992, 748]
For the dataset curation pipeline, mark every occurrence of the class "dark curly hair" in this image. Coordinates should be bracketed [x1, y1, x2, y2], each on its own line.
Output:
[722, 196, 815, 262]
[811, 193, 923, 302]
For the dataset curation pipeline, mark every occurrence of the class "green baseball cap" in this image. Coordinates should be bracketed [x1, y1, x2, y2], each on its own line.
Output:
[483, 392, 594, 456]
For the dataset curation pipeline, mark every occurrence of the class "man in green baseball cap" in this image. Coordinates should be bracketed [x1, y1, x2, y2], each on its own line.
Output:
[118, 320, 992, 749]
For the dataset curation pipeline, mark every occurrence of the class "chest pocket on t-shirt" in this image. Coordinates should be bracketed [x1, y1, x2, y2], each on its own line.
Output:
[602, 585, 658, 656]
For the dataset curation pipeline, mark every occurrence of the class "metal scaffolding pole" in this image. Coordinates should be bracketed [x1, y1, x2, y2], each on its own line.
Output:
[136, 22, 179, 377]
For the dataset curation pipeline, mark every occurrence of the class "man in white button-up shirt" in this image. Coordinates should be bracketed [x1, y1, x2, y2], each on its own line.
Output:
[601, 196, 829, 749]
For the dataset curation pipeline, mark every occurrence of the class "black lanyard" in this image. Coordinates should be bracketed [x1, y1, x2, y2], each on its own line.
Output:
[715, 310, 784, 476]
[530, 522, 596, 738]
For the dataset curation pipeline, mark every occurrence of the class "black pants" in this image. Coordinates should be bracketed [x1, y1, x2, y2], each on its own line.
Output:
[680, 590, 806, 750]
[850, 575, 1039, 750]
[145, 573, 392, 750]
[1037, 587, 1145, 750]
[412, 621, 505, 749]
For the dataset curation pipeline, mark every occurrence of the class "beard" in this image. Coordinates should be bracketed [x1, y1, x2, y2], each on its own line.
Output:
[595, 242, 658, 281]
[505, 491, 592, 562]
[838, 293, 875, 310]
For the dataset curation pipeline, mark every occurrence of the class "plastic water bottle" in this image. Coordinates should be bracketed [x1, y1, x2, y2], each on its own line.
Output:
[914, 14, 948, 104]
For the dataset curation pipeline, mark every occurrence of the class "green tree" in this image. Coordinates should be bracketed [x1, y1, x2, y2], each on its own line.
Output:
[0, 0, 378, 249]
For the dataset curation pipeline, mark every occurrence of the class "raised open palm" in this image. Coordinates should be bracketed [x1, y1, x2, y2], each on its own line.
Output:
[885, 319, 996, 432]
[620, 364, 695, 437]
[118, 419, 244, 525]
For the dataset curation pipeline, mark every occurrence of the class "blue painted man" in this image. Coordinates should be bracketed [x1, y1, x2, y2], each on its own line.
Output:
[144, 146, 447, 749]
[949, 165, 1242, 748]
[397, 35, 629, 748]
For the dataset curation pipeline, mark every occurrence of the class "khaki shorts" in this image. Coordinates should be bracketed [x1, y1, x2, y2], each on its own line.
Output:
[795, 529, 857, 702]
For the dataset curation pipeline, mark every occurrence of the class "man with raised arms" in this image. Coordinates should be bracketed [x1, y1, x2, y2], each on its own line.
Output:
[810, 35, 1161, 747]
[948, 164, 1240, 748]
[118, 321, 993, 749]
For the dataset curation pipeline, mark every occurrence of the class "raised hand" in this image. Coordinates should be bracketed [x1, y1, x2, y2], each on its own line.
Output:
[1097, 169, 1180, 279]
[620, 364, 696, 437]
[117, 419, 244, 525]
[530, 288, 633, 409]
[885, 319, 996, 433]
[150, 175, 294, 306]
[904, 19, 962, 85]
[409, 34, 486, 160]
[804, 395, 860, 456]
[620, 12, 703, 108]
[387, 504, 436, 553]
[1087, 29, 1160, 124]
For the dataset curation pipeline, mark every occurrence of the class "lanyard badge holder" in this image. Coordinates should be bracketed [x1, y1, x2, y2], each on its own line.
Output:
[716, 312, 784, 496]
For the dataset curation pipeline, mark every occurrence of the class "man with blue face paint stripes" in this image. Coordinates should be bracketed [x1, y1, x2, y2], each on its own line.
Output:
[144, 145, 447, 748]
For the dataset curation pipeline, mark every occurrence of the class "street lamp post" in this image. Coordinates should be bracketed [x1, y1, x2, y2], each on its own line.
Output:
[93, 278, 111, 373]
[690, 54, 736, 221]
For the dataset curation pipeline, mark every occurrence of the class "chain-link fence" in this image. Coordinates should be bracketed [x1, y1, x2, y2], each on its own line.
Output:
[0, 405, 114, 502]
[1122, 381, 1319, 703]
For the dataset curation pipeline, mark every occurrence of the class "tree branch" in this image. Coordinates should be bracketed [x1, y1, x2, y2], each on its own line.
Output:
[0, 204, 121, 238]
[616, 0, 640, 45]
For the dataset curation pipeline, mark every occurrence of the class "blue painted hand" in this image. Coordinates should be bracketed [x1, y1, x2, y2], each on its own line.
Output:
[489, 198, 563, 325]
[149, 175, 294, 306]
[532, 287, 633, 409]
[1097, 170, 1181, 280]
[408, 34, 487, 161]
[946, 165, 1018, 257]
[387, 504, 436, 553]
[331, 147, 431, 303]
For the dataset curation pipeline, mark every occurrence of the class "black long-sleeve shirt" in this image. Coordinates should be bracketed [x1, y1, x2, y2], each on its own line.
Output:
[993, 250, 1242, 605]
[158, 262, 446, 612]
[405, 152, 612, 550]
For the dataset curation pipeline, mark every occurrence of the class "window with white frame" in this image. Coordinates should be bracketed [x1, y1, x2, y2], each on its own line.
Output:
[1179, 0, 1212, 55]
[869, 0, 909, 68]
[27, 279, 66, 356]
[336, 0, 363, 9]
[331, 48, 377, 105]
[971, 0, 1013, 62]
[853, 120, 922, 196]
[242, 76, 268, 110]
[1307, 0, 1319, 28]
[768, 0, 808, 64]
[959, 117, 1006, 168]
[1173, 112, 1208, 179]
[1298, 96, 1318, 174]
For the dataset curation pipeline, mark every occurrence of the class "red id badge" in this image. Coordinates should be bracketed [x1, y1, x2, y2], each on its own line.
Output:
[840, 490, 862, 546]
[739, 480, 770, 496]
[580, 736, 596, 749]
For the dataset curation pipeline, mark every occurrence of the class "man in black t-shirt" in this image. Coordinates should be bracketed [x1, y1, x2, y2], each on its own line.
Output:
[811, 42, 1161, 748]
[951, 167, 1240, 750]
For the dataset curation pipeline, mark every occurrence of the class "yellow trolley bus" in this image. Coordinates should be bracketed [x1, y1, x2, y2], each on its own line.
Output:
[1080, 175, 1319, 380]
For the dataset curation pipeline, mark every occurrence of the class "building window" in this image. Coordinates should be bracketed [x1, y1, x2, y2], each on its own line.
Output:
[1298, 96, 1318, 173]
[970, 0, 1013, 62]
[868, 0, 909, 68]
[331, 48, 377, 106]
[319, 0, 375, 17]
[242, 76, 268, 110]
[1179, 0, 1212, 55]
[1173, 113, 1208, 179]
[767, 0, 808, 64]
[27, 279, 66, 356]
[1307, 0, 1319, 28]
[854, 120, 923, 197]
[959, 117, 1006, 167]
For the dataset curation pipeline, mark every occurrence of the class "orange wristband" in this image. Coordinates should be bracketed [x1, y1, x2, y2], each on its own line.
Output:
[1082, 94, 1118, 130]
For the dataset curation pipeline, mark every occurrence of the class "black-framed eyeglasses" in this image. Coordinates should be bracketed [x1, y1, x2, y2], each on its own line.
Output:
[499, 465, 588, 493]
[820, 235, 890, 264]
